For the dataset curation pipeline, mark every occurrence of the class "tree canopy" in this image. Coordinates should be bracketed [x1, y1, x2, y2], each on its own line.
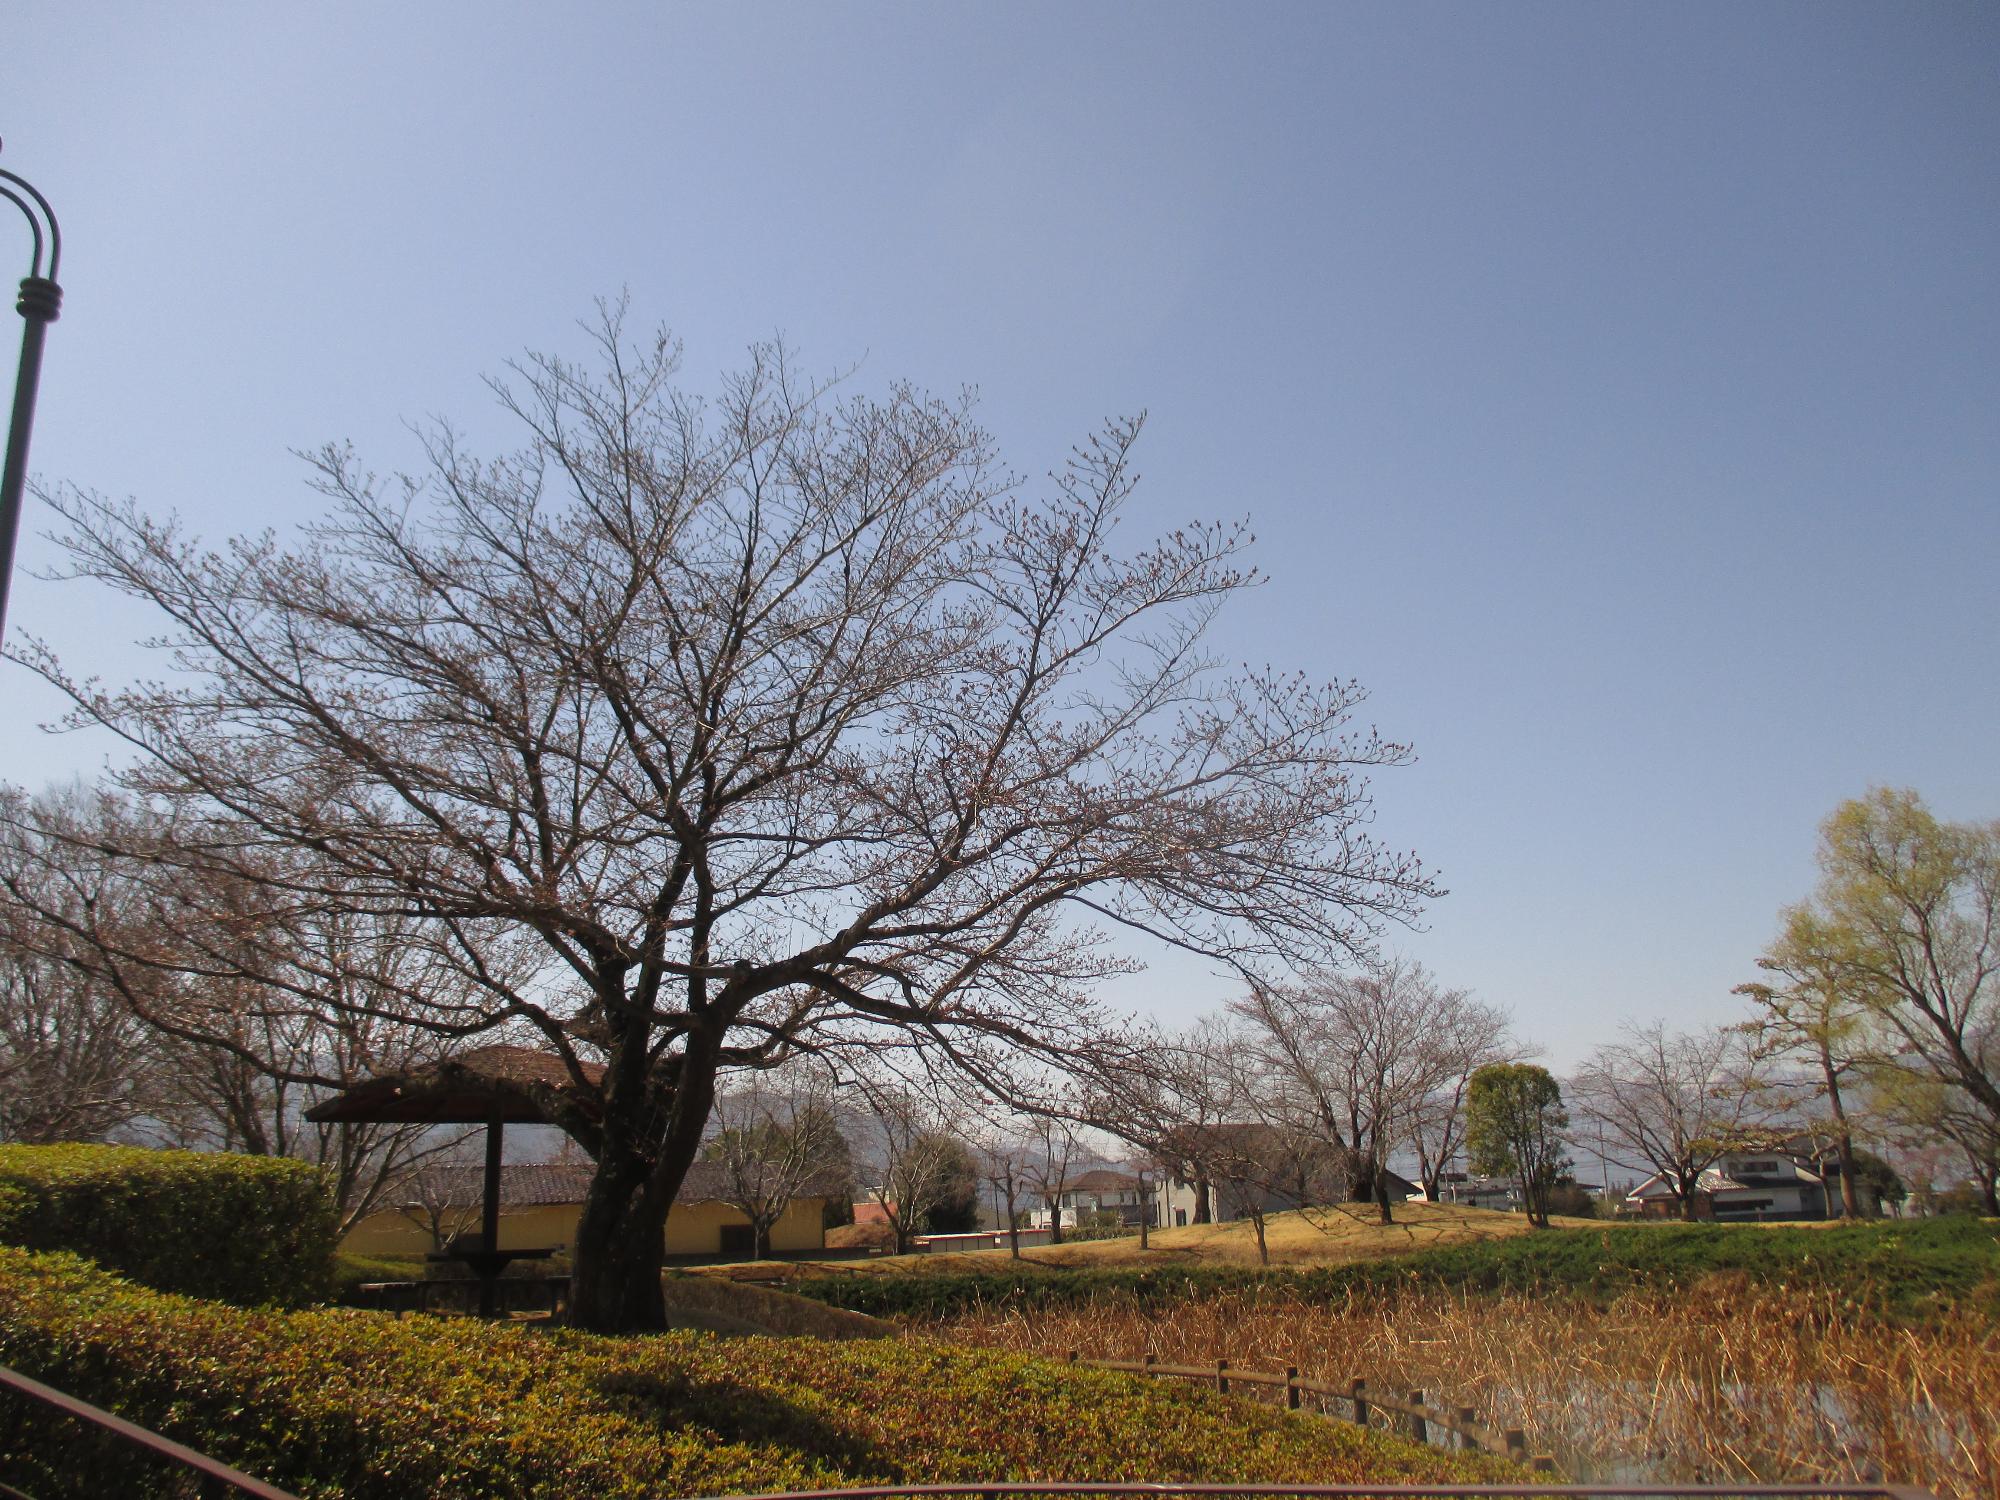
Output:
[2, 314, 1435, 1328]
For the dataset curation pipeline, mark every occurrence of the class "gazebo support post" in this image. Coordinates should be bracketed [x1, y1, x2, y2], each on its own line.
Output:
[478, 1119, 503, 1319]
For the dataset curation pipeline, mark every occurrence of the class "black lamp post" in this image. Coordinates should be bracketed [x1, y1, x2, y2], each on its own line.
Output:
[0, 141, 63, 647]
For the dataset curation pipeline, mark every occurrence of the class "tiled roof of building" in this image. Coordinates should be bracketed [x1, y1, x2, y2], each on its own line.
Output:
[1065, 1168, 1140, 1193]
[396, 1158, 843, 1210]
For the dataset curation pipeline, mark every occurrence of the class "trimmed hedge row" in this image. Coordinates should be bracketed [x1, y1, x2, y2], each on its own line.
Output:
[0, 1248, 1518, 1499]
[0, 1144, 338, 1307]
[790, 1216, 2000, 1322]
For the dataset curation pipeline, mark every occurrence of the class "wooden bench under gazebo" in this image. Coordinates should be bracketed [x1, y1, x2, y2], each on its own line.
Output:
[306, 1044, 602, 1318]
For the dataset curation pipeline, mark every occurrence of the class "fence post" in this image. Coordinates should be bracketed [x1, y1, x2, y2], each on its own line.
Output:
[1457, 1406, 1478, 1452]
[1532, 1456, 1557, 1475]
[1285, 1365, 1300, 1411]
[1505, 1428, 1527, 1462]
[1216, 1358, 1229, 1394]
[1142, 1354, 1157, 1378]
[1066, 1349, 1079, 1364]
[1350, 1378, 1369, 1427]
[1407, 1390, 1427, 1445]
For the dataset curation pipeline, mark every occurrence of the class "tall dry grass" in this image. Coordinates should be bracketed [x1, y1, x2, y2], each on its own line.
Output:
[923, 1279, 1999, 1500]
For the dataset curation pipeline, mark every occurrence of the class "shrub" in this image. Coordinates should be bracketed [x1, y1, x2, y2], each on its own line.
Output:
[0, 1144, 337, 1306]
[791, 1216, 2000, 1324]
[0, 1248, 1519, 1499]
[1065, 1211, 1136, 1242]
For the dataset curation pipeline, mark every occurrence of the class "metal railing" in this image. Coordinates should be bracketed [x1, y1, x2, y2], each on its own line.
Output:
[0, 1363, 1946, 1500]
[694, 1488, 1945, 1500]
[0, 1364, 300, 1500]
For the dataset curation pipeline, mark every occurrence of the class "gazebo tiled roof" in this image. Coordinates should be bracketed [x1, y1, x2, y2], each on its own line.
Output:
[305, 1044, 604, 1125]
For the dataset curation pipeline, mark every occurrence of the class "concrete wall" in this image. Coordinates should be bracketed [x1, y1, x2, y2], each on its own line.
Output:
[915, 1228, 1054, 1253]
[342, 1194, 827, 1259]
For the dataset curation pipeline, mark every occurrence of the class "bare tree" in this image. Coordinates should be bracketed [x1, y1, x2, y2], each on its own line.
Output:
[972, 1121, 1035, 1257]
[1405, 992, 1515, 1201]
[1022, 1112, 1083, 1246]
[1865, 1062, 2000, 1215]
[851, 1076, 973, 1255]
[394, 1143, 490, 1252]
[1570, 1022, 1771, 1220]
[0, 789, 167, 1142]
[1161, 1018, 1340, 1264]
[1233, 960, 1496, 1222]
[6, 314, 1434, 1329]
[703, 1064, 848, 1259]
[1122, 1148, 1159, 1249]
[0, 791, 489, 1231]
[1113, 1025, 1232, 1227]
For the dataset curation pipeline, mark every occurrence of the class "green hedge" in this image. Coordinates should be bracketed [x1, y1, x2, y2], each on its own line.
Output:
[791, 1216, 2000, 1323]
[0, 1144, 337, 1307]
[0, 1248, 1517, 1499]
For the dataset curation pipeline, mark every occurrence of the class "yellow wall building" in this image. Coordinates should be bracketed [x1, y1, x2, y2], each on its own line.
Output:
[343, 1162, 830, 1261]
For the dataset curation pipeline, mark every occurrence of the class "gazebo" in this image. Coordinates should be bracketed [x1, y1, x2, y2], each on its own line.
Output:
[306, 1044, 602, 1316]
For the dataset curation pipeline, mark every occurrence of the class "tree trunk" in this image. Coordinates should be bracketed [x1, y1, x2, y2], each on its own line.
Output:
[1192, 1173, 1211, 1224]
[1251, 1212, 1268, 1266]
[570, 1164, 674, 1332]
[1823, 1055, 1861, 1218]
[568, 1017, 721, 1333]
[1373, 1166, 1394, 1225]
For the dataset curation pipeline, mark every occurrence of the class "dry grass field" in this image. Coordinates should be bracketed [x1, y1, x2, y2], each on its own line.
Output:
[735, 1201, 1593, 1279]
[923, 1280, 1999, 1500]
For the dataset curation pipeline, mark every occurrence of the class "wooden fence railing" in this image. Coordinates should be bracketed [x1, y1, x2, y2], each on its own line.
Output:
[1070, 1353, 1555, 1475]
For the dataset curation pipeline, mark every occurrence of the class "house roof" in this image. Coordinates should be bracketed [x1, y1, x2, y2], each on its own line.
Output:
[305, 1045, 605, 1125]
[1628, 1157, 1825, 1202]
[396, 1159, 842, 1210]
[1065, 1168, 1140, 1193]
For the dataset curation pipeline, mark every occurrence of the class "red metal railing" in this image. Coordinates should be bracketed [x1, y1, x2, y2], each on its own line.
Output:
[0, 1364, 300, 1500]
[693, 1488, 1945, 1500]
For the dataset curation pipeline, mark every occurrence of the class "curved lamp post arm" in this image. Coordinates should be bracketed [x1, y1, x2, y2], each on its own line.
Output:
[0, 141, 64, 648]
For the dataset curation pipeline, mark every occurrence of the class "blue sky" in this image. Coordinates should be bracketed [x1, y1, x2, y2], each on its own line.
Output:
[4, 3, 1995, 1066]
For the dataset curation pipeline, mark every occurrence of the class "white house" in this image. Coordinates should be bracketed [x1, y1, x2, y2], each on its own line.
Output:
[1626, 1152, 1829, 1220]
[1029, 1168, 1155, 1229]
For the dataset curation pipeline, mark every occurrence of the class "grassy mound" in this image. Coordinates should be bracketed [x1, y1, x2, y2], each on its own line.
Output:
[660, 1273, 894, 1339]
[0, 1248, 1517, 1499]
[791, 1215, 2000, 1323]
[771, 1202, 1558, 1278]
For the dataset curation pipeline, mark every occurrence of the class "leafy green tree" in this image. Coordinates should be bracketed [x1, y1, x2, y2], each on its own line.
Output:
[1736, 914, 1878, 1216]
[1757, 790, 1999, 1212]
[1465, 1063, 1569, 1227]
